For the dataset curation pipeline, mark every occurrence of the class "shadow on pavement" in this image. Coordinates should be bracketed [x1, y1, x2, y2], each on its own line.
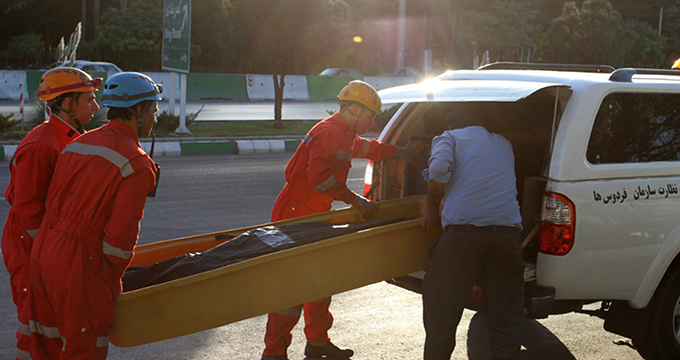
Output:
[467, 312, 576, 360]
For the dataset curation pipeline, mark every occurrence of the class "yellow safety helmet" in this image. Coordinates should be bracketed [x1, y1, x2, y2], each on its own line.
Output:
[37, 67, 101, 102]
[338, 80, 381, 114]
[673, 58, 680, 69]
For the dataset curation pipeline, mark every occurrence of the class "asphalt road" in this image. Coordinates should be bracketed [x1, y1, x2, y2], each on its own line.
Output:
[0, 154, 645, 360]
[0, 100, 339, 122]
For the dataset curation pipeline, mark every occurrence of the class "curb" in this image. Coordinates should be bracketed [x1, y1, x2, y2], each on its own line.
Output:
[0, 139, 304, 161]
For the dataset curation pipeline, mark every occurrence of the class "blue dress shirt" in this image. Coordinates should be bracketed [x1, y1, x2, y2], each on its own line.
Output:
[422, 126, 522, 228]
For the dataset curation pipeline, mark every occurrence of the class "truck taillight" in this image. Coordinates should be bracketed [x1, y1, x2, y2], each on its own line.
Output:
[539, 192, 575, 256]
[363, 160, 374, 199]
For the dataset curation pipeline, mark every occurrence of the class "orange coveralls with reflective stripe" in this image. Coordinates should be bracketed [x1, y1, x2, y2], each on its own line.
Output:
[264, 112, 396, 356]
[29, 120, 156, 360]
[2, 114, 80, 360]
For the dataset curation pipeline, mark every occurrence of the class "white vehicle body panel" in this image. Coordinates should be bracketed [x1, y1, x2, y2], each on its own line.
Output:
[374, 67, 680, 310]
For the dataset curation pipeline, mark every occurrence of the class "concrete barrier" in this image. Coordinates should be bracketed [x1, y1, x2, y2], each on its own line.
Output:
[0, 71, 27, 101]
[0, 70, 415, 101]
[364, 76, 414, 91]
[187, 73, 248, 101]
[246, 74, 309, 101]
[307, 76, 358, 101]
[3, 145, 17, 162]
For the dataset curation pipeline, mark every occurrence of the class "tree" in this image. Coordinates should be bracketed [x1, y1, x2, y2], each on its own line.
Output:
[542, 0, 666, 67]
[3, 32, 44, 68]
[190, 0, 233, 72]
[462, 0, 541, 64]
[228, 0, 351, 129]
[97, 0, 162, 70]
[543, 0, 626, 65]
[620, 19, 666, 67]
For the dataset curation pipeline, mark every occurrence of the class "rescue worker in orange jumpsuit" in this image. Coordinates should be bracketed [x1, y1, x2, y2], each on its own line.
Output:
[28, 72, 161, 360]
[2, 68, 100, 360]
[262, 80, 423, 360]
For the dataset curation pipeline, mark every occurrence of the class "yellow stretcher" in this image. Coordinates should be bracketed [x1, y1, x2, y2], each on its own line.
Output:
[110, 195, 440, 347]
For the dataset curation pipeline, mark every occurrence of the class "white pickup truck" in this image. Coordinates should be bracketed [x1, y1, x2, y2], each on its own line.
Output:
[364, 63, 680, 360]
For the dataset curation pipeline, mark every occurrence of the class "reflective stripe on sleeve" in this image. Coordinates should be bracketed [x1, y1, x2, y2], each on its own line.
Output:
[63, 143, 135, 178]
[102, 241, 132, 259]
[29, 320, 62, 339]
[26, 229, 39, 239]
[303, 133, 312, 144]
[96, 336, 110, 347]
[337, 151, 351, 161]
[313, 175, 337, 193]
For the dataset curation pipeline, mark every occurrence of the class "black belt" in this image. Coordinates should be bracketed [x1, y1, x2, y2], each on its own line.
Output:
[445, 224, 518, 235]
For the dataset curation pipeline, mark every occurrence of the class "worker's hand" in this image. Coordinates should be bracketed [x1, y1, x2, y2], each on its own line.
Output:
[352, 195, 379, 219]
[395, 140, 425, 166]
[420, 203, 440, 230]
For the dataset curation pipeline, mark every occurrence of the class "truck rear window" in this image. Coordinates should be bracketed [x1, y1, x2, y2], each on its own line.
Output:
[587, 92, 680, 164]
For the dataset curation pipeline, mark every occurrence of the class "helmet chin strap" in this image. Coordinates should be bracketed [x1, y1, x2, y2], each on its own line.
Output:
[348, 106, 361, 134]
[54, 102, 85, 134]
[126, 106, 145, 137]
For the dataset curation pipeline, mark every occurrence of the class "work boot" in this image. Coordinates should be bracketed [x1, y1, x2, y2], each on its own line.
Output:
[304, 341, 354, 359]
[261, 356, 288, 360]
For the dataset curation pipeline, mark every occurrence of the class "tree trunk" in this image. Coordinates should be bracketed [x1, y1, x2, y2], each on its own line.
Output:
[273, 73, 285, 129]
[81, 0, 87, 41]
[94, 0, 101, 59]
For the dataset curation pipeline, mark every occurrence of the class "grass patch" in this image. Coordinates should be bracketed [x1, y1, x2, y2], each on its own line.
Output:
[153, 120, 316, 137]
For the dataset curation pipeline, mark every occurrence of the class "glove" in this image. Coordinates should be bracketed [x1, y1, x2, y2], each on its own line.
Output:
[395, 140, 425, 166]
[352, 195, 379, 219]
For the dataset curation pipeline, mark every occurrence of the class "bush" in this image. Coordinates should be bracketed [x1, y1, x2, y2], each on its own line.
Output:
[155, 105, 204, 132]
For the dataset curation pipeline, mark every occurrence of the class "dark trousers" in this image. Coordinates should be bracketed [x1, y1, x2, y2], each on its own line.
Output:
[422, 228, 524, 360]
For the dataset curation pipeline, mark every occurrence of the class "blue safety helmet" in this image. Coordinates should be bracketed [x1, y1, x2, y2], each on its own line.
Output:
[101, 72, 163, 108]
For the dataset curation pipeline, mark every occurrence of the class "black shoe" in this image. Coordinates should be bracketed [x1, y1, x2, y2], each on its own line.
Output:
[261, 356, 289, 360]
[304, 341, 354, 359]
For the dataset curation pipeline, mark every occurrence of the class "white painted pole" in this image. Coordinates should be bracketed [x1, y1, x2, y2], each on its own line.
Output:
[169, 72, 176, 115]
[397, 0, 406, 68]
[174, 73, 191, 134]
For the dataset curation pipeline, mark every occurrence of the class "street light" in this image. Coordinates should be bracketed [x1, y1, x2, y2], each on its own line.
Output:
[397, 0, 405, 68]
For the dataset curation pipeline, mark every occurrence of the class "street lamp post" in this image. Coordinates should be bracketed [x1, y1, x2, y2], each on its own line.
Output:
[397, 0, 405, 68]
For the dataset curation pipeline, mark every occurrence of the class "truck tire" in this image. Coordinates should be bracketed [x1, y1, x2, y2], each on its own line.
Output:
[634, 266, 680, 360]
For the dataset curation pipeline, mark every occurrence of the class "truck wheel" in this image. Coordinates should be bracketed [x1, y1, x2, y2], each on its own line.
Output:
[634, 266, 680, 360]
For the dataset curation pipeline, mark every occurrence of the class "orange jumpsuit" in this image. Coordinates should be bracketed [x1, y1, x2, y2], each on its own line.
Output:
[2, 115, 80, 360]
[264, 112, 396, 356]
[28, 120, 157, 360]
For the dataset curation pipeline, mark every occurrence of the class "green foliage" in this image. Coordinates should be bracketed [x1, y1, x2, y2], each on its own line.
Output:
[542, 0, 665, 67]
[97, 1, 163, 70]
[463, 0, 541, 61]
[3, 32, 44, 68]
[1, 0, 680, 73]
[228, 0, 351, 75]
[154, 105, 204, 133]
[0, 112, 23, 132]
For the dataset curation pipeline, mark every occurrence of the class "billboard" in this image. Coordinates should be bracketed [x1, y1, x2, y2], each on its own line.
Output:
[162, 0, 191, 74]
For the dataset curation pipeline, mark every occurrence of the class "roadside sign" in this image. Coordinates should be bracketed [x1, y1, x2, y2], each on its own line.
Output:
[162, 0, 191, 74]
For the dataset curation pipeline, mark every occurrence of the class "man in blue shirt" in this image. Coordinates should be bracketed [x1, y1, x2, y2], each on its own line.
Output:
[420, 110, 524, 360]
